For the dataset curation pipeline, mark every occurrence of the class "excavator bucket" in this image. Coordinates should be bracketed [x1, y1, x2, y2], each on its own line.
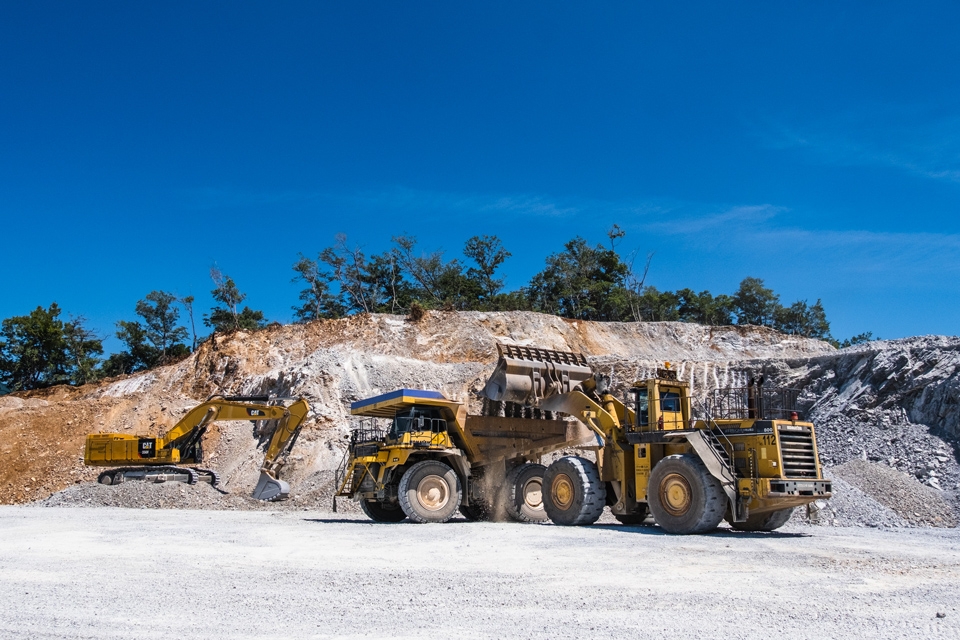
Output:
[481, 344, 594, 406]
[252, 469, 290, 501]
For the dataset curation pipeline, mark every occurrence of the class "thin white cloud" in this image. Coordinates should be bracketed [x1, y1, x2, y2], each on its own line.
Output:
[757, 110, 960, 185]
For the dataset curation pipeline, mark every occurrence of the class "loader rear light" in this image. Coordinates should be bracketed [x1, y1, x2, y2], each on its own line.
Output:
[790, 411, 798, 421]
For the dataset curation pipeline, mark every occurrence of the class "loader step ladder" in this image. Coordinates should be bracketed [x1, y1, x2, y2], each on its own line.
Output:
[688, 397, 746, 522]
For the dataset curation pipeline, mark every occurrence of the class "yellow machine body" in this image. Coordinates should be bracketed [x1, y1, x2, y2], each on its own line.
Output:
[84, 396, 310, 501]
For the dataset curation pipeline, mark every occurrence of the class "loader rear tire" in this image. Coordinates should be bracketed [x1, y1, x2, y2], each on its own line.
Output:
[398, 460, 462, 524]
[730, 507, 795, 532]
[504, 463, 548, 523]
[542, 456, 606, 526]
[648, 454, 726, 535]
[360, 500, 407, 523]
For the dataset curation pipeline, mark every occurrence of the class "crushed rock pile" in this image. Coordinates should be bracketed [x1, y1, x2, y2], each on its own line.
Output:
[0, 311, 957, 529]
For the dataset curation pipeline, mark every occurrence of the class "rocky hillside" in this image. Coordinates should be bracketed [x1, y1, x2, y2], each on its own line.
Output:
[2, 311, 958, 526]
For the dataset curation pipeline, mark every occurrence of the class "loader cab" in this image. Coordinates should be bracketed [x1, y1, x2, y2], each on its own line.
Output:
[630, 368, 691, 432]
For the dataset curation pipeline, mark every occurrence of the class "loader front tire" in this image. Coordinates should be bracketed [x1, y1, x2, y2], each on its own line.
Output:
[543, 456, 606, 526]
[504, 463, 549, 523]
[648, 454, 726, 534]
[360, 499, 407, 523]
[730, 507, 795, 532]
[398, 460, 461, 523]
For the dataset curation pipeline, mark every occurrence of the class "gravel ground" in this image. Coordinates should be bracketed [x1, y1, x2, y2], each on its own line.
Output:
[1, 507, 958, 640]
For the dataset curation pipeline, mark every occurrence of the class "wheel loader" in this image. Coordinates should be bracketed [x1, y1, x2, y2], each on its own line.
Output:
[334, 381, 594, 524]
[482, 344, 833, 533]
[83, 395, 310, 501]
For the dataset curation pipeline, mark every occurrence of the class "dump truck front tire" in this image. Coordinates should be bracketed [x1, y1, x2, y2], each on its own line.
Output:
[504, 463, 549, 523]
[648, 454, 726, 534]
[730, 507, 795, 532]
[360, 500, 407, 523]
[543, 456, 605, 526]
[398, 460, 462, 523]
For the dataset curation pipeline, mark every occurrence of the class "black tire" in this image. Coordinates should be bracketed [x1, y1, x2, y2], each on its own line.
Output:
[360, 499, 407, 523]
[398, 460, 462, 523]
[97, 471, 113, 485]
[648, 454, 726, 534]
[504, 463, 549, 523]
[542, 456, 606, 526]
[730, 507, 795, 532]
[614, 505, 650, 525]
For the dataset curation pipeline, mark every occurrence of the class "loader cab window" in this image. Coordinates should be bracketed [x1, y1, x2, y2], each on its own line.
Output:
[633, 388, 649, 428]
[660, 390, 681, 413]
[389, 406, 448, 439]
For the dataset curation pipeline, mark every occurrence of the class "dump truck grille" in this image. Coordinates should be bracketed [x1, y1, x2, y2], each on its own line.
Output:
[778, 425, 818, 478]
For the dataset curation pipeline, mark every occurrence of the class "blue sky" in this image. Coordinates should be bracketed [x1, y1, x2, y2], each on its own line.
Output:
[2, 1, 959, 351]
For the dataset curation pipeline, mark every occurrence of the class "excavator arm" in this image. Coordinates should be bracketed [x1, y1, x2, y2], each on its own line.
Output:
[252, 398, 311, 501]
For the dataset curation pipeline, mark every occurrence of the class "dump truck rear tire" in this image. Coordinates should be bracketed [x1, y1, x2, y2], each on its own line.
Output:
[648, 454, 726, 534]
[543, 456, 606, 526]
[730, 507, 795, 532]
[504, 463, 548, 523]
[360, 499, 407, 522]
[398, 460, 462, 523]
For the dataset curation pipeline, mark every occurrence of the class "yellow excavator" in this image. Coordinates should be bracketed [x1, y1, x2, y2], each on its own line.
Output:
[83, 395, 310, 501]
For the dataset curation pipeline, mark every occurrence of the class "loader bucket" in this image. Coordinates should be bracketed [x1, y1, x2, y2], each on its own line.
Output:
[481, 344, 594, 406]
[252, 469, 290, 501]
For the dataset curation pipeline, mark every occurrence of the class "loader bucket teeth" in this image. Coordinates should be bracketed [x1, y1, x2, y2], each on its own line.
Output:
[252, 470, 290, 501]
[481, 344, 593, 406]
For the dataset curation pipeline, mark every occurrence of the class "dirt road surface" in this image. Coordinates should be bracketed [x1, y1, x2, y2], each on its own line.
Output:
[1, 507, 958, 639]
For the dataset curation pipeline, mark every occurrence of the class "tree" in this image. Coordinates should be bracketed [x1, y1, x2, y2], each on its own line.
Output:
[0, 303, 103, 390]
[393, 235, 475, 309]
[205, 268, 266, 332]
[463, 235, 511, 306]
[102, 320, 158, 376]
[179, 295, 198, 352]
[527, 237, 630, 320]
[733, 277, 781, 327]
[631, 287, 681, 322]
[292, 255, 344, 321]
[319, 235, 378, 314]
[774, 299, 831, 339]
[838, 331, 875, 348]
[676, 289, 735, 326]
[135, 291, 189, 360]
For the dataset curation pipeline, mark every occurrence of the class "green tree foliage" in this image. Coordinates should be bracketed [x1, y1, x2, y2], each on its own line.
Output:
[527, 237, 630, 320]
[837, 331, 876, 348]
[0, 303, 103, 390]
[774, 299, 831, 339]
[463, 235, 511, 304]
[292, 255, 344, 322]
[733, 277, 781, 327]
[136, 291, 189, 360]
[205, 268, 266, 332]
[102, 291, 190, 376]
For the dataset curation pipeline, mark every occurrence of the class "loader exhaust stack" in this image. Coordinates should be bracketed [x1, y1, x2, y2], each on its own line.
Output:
[481, 344, 593, 406]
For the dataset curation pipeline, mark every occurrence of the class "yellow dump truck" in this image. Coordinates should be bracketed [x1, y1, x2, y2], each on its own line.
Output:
[334, 386, 592, 523]
[84, 395, 310, 501]
[484, 345, 832, 533]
